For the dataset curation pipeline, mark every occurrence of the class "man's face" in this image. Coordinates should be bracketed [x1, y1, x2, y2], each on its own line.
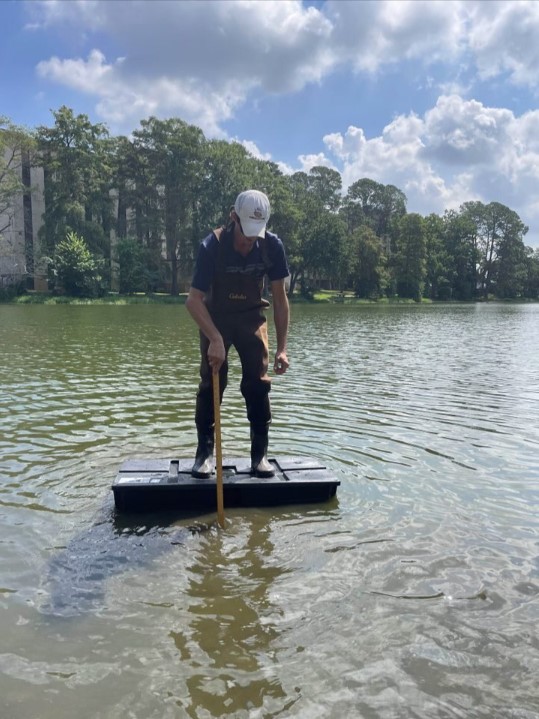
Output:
[233, 213, 258, 255]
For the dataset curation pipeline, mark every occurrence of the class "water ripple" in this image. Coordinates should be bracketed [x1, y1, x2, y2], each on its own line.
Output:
[0, 303, 538, 717]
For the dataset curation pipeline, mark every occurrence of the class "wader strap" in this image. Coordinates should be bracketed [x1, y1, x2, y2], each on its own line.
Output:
[215, 224, 272, 274]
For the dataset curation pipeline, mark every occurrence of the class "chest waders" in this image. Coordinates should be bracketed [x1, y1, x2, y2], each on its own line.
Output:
[192, 226, 275, 479]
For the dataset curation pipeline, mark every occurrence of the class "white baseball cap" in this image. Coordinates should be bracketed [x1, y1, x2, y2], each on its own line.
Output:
[234, 190, 271, 238]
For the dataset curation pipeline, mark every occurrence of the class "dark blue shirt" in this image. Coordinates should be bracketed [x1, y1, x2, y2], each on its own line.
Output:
[191, 228, 289, 293]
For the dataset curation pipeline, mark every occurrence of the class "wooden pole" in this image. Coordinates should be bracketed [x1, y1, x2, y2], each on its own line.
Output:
[212, 371, 225, 528]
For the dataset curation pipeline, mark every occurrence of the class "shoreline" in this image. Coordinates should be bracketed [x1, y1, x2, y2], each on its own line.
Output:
[1, 292, 537, 306]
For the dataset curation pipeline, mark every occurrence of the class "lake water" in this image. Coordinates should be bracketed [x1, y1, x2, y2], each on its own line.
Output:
[0, 302, 538, 719]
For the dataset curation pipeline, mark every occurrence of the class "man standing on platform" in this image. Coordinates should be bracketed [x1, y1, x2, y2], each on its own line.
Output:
[186, 190, 290, 479]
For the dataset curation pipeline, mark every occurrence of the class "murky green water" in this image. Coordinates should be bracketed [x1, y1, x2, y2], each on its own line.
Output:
[1, 302, 538, 719]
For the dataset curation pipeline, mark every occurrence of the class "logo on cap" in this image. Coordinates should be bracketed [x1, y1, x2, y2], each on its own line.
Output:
[250, 209, 265, 220]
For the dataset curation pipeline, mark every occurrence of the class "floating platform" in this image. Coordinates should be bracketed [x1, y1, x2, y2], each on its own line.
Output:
[112, 456, 340, 512]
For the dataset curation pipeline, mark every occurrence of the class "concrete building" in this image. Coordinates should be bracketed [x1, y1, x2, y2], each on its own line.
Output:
[0, 144, 47, 291]
[1, 144, 192, 295]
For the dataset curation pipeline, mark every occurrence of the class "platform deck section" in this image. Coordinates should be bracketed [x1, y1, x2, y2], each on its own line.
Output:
[112, 456, 340, 512]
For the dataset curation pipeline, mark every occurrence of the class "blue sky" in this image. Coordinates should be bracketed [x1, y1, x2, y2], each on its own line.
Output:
[2, 0, 539, 247]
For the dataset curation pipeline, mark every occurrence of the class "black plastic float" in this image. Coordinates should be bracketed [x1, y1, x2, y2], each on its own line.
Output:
[112, 456, 340, 512]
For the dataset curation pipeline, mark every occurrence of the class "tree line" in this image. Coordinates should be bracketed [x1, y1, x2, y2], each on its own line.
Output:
[2, 106, 539, 300]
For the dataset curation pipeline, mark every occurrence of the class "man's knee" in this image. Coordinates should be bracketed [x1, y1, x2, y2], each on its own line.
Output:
[242, 386, 271, 426]
[241, 375, 271, 399]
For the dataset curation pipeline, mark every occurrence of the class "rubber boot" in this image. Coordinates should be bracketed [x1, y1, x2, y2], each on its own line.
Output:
[250, 427, 275, 478]
[192, 432, 214, 478]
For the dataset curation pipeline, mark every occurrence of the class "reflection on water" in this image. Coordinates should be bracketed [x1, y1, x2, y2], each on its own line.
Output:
[41, 504, 210, 618]
[176, 519, 293, 717]
[0, 302, 538, 718]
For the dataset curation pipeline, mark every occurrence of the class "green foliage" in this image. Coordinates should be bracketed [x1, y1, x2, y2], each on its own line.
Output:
[0, 117, 35, 234]
[343, 178, 406, 237]
[2, 106, 536, 302]
[440, 210, 477, 300]
[130, 116, 206, 295]
[522, 248, 539, 299]
[116, 236, 162, 294]
[351, 226, 389, 299]
[51, 231, 103, 297]
[8, 292, 187, 305]
[423, 213, 449, 300]
[307, 166, 342, 212]
[460, 200, 528, 299]
[392, 214, 427, 301]
[36, 106, 113, 256]
[0, 279, 25, 301]
[278, 167, 349, 295]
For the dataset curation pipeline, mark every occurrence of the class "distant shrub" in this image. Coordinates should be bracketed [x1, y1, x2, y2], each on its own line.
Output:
[0, 278, 25, 301]
[116, 237, 154, 294]
[51, 231, 103, 297]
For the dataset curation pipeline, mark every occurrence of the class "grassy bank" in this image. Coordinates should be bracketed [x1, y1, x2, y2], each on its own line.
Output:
[5, 290, 532, 305]
[5, 292, 189, 305]
[309, 290, 431, 304]
[4, 291, 428, 305]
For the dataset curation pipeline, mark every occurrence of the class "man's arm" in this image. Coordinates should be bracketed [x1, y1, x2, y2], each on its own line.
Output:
[185, 287, 226, 371]
[271, 278, 289, 375]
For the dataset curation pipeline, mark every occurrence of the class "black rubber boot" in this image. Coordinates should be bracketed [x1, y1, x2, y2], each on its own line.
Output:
[192, 432, 214, 478]
[250, 427, 275, 478]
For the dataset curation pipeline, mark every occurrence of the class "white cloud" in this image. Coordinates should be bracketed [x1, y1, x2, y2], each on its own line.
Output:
[467, 0, 539, 87]
[25, 0, 539, 244]
[240, 139, 294, 175]
[29, 0, 539, 134]
[31, 0, 333, 135]
[36, 49, 244, 137]
[25, 0, 105, 31]
[326, 0, 465, 72]
[312, 95, 539, 245]
[297, 153, 336, 172]
[37, 50, 120, 93]
[421, 95, 514, 165]
[240, 140, 271, 162]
